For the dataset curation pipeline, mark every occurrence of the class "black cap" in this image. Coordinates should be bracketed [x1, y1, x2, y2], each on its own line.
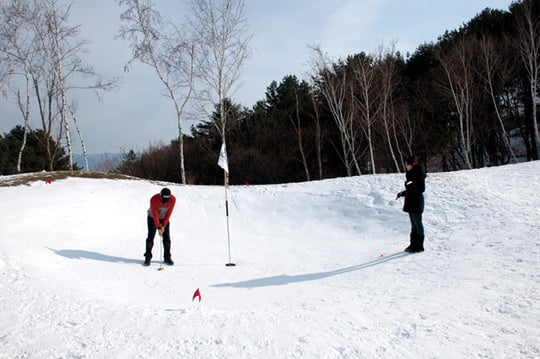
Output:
[160, 188, 171, 203]
[406, 155, 418, 165]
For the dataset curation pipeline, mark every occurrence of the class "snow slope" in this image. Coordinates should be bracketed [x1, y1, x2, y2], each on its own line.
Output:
[1, 162, 539, 358]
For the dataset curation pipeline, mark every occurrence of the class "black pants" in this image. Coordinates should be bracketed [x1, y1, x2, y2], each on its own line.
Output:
[408, 212, 425, 251]
[145, 216, 171, 260]
[409, 212, 424, 236]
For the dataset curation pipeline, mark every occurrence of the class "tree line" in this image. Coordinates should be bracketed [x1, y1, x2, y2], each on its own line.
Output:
[117, 1, 540, 185]
[0, 0, 117, 173]
[1, 0, 251, 184]
[1, 1, 539, 184]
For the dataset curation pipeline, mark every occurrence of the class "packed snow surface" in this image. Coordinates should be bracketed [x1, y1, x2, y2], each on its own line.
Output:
[1, 162, 539, 358]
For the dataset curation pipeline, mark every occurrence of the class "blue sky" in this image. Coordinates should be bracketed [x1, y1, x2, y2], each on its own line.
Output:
[1, 0, 514, 155]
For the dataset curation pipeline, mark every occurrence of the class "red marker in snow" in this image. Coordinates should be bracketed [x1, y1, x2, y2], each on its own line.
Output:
[192, 288, 201, 302]
[380, 254, 385, 257]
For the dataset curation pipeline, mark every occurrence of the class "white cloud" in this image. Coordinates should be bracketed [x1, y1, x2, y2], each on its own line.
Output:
[319, 0, 388, 58]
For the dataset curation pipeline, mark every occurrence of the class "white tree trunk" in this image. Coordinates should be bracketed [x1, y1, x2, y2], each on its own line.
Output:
[479, 35, 518, 163]
[516, 0, 540, 158]
[438, 40, 474, 169]
[16, 74, 31, 172]
[68, 103, 89, 171]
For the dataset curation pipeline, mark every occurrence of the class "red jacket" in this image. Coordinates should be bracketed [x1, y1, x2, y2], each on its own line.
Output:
[148, 193, 176, 228]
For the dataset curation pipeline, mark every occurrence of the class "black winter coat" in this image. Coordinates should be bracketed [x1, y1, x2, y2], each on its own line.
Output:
[403, 164, 426, 214]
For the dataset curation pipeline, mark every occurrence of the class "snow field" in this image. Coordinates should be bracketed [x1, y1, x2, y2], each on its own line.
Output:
[0, 161, 539, 358]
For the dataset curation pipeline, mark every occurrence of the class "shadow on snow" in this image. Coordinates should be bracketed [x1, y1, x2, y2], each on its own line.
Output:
[48, 248, 141, 265]
[212, 251, 411, 288]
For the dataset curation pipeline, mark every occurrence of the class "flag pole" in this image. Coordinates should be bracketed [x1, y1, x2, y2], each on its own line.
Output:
[224, 169, 235, 266]
[219, 142, 235, 267]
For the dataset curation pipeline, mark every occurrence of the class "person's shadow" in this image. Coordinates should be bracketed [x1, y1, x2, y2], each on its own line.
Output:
[48, 248, 141, 265]
[211, 251, 410, 289]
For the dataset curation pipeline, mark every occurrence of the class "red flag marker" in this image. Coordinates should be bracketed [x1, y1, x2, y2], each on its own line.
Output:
[46, 178, 52, 184]
[192, 288, 201, 302]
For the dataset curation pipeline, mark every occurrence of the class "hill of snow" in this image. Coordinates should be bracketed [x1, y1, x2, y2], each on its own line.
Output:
[1, 162, 539, 358]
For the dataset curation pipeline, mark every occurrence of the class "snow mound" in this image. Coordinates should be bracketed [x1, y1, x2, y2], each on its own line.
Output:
[1, 161, 539, 358]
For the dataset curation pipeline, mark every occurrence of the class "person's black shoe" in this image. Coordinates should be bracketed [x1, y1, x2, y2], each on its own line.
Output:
[143, 258, 151, 266]
[164, 258, 174, 266]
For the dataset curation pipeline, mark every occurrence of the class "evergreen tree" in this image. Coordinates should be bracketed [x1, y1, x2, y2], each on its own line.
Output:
[0, 126, 75, 175]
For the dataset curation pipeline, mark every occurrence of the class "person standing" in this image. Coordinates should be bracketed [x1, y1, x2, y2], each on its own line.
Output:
[144, 188, 176, 266]
[396, 155, 426, 252]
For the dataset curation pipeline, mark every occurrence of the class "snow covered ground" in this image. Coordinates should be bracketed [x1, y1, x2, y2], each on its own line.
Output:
[1, 161, 539, 358]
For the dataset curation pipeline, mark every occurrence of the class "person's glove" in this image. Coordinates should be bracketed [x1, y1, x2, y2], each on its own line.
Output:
[396, 191, 406, 200]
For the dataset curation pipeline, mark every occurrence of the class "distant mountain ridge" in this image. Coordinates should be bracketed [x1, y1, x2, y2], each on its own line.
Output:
[73, 153, 123, 172]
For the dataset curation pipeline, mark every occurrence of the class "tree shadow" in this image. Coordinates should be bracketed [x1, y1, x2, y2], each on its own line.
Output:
[48, 247, 141, 265]
[211, 252, 410, 289]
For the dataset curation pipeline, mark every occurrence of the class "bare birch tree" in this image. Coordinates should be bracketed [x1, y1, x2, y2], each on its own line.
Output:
[309, 91, 324, 180]
[352, 52, 381, 174]
[42, 0, 74, 169]
[117, 0, 195, 183]
[189, 0, 252, 178]
[309, 45, 361, 176]
[288, 85, 310, 181]
[514, 0, 540, 159]
[478, 34, 518, 162]
[32, 57, 59, 170]
[394, 102, 416, 161]
[40, 0, 117, 170]
[1, 0, 117, 171]
[437, 36, 475, 169]
[376, 43, 402, 172]
[0, 0, 35, 172]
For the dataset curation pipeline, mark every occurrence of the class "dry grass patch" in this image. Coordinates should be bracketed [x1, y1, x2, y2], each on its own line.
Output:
[0, 171, 138, 187]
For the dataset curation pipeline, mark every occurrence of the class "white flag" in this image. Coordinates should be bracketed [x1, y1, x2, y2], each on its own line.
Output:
[218, 143, 229, 173]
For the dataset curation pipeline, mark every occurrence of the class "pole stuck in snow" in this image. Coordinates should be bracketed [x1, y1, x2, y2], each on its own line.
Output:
[218, 142, 235, 267]
[224, 170, 235, 267]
